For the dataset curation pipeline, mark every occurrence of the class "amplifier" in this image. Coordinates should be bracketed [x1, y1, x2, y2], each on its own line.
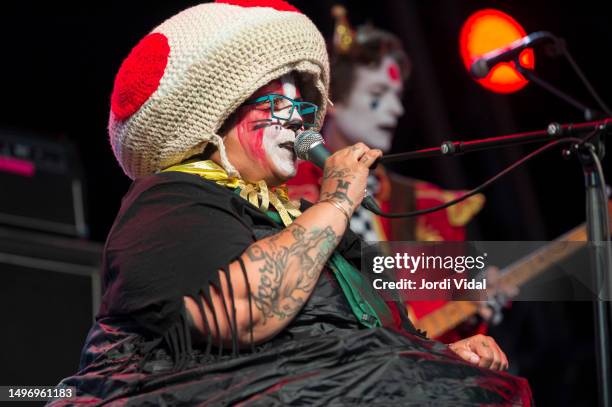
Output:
[0, 226, 102, 387]
[0, 130, 87, 237]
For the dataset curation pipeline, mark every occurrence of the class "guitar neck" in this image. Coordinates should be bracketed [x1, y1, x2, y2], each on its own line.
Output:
[499, 224, 587, 288]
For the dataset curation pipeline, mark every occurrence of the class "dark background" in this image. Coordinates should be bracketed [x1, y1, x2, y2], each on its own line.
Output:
[1, 0, 611, 405]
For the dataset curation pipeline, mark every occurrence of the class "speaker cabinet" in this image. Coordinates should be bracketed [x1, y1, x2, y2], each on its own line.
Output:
[0, 226, 102, 387]
[0, 130, 87, 237]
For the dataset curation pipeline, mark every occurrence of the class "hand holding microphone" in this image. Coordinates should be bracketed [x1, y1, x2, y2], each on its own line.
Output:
[295, 130, 382, 214]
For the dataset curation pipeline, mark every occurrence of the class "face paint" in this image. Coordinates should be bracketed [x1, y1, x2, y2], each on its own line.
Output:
[387, 63, 401, 83]
[334, 56, 404, 152]
[234, 74, 302, 180]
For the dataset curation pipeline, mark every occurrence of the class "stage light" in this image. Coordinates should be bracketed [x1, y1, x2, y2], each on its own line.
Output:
[460, 9, 534, 93]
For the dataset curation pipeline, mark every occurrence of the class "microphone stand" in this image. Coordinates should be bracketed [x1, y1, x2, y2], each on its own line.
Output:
[512, 55, 609, 405]
[380, 118, 612, 406]
[381, 120, 609, 162]
[580, 134, 612, 407]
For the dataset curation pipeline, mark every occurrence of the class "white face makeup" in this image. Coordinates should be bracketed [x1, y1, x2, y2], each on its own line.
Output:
[334, 56, 404, 152]
[261, 74, 301, 179]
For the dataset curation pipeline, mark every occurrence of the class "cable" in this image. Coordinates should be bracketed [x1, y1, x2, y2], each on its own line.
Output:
[587, 145, 611, 239]
[556, 39, 612, 117]
[581, 129, 601, 145]
[364, 137, 585, 218]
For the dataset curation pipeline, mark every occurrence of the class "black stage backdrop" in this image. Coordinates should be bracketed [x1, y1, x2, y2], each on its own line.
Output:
[1, 1, 611, 405]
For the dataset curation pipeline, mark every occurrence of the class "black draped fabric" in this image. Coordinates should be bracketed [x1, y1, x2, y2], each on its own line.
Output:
[48, 172, 532, 406]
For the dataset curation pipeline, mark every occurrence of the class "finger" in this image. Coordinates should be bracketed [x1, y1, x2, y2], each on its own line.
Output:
[369, 148, 383, 159]
[348, 143, 369, 160]
[358, 149, 381, 167]
[489, 345, 503, 371]
[488, 340, 509, 371]
[451, 347, 481, 365]
[469, 338, 494, 369]
[481, 337, 504, 371]
[501, 349, 509, 370]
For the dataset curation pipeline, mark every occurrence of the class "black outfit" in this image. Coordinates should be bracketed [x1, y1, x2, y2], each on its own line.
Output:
[49, 172, 532, 406]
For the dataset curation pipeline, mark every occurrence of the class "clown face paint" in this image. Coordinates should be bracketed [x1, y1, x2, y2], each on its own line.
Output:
[234, 74, 302, 181]
[334, 56, 404, 152]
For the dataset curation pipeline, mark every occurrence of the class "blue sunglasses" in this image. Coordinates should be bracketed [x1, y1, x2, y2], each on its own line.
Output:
[244, 93, 318, 128]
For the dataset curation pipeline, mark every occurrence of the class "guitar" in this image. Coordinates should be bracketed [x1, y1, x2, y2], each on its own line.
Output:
[411, 223, 590, 339]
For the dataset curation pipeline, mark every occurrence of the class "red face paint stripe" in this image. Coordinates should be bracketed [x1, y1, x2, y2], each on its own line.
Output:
[236, 107, 269, 167]
[251, 80, 297, 99]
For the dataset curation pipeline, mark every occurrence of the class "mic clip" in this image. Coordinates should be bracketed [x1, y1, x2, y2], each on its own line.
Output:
[440, 141, 464, 156]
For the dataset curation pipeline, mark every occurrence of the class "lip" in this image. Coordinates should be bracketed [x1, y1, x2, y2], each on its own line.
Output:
[278, 141, 294, 150]
[277, 141, 296, 160]
[378, 125, 396, 133]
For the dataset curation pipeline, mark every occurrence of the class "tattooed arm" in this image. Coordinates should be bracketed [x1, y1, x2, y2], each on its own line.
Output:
[184, 143, 382, 347]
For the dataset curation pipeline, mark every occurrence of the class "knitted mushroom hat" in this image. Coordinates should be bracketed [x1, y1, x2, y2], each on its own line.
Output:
[108, 0, 329, 179]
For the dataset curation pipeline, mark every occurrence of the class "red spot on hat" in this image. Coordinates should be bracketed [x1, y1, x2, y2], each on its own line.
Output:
[215, 0, 301, 13]
[387, 62, 401, 83]
[111, 33, 170, 121]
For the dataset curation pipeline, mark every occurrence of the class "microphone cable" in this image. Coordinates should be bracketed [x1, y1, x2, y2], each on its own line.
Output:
[362, 136, 587, 218]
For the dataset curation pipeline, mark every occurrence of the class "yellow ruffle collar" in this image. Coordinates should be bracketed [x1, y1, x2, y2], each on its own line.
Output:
[162, 160, 301, 226]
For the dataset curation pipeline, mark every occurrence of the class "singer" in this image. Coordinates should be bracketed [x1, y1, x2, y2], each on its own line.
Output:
[49, 1, 532, 405]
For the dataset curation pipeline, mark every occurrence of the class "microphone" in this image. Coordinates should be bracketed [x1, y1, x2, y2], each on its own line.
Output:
[294, 130, 379, 211]
[294, 129, 330, 168]
[470, 31, 555, 79]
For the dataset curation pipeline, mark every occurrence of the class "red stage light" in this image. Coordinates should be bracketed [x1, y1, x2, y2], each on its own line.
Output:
[460, 9, 534, 94]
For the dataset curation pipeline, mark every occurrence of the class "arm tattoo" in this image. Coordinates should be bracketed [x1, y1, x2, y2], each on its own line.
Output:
[245, 224, 340, 323]
[320, 179, 354, 207]
[323, 167, 354, 181]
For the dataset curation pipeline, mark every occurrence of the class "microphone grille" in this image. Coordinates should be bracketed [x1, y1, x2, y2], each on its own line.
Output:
[294, 130, 324, 160]
[470, 58, 489, 79]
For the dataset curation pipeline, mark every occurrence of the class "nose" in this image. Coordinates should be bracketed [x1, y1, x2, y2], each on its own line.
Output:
[284, 107, 304, 132]
[389, 94, 404, 118]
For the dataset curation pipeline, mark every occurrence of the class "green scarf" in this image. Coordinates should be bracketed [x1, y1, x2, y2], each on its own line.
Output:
[264, 210, 394, 328]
